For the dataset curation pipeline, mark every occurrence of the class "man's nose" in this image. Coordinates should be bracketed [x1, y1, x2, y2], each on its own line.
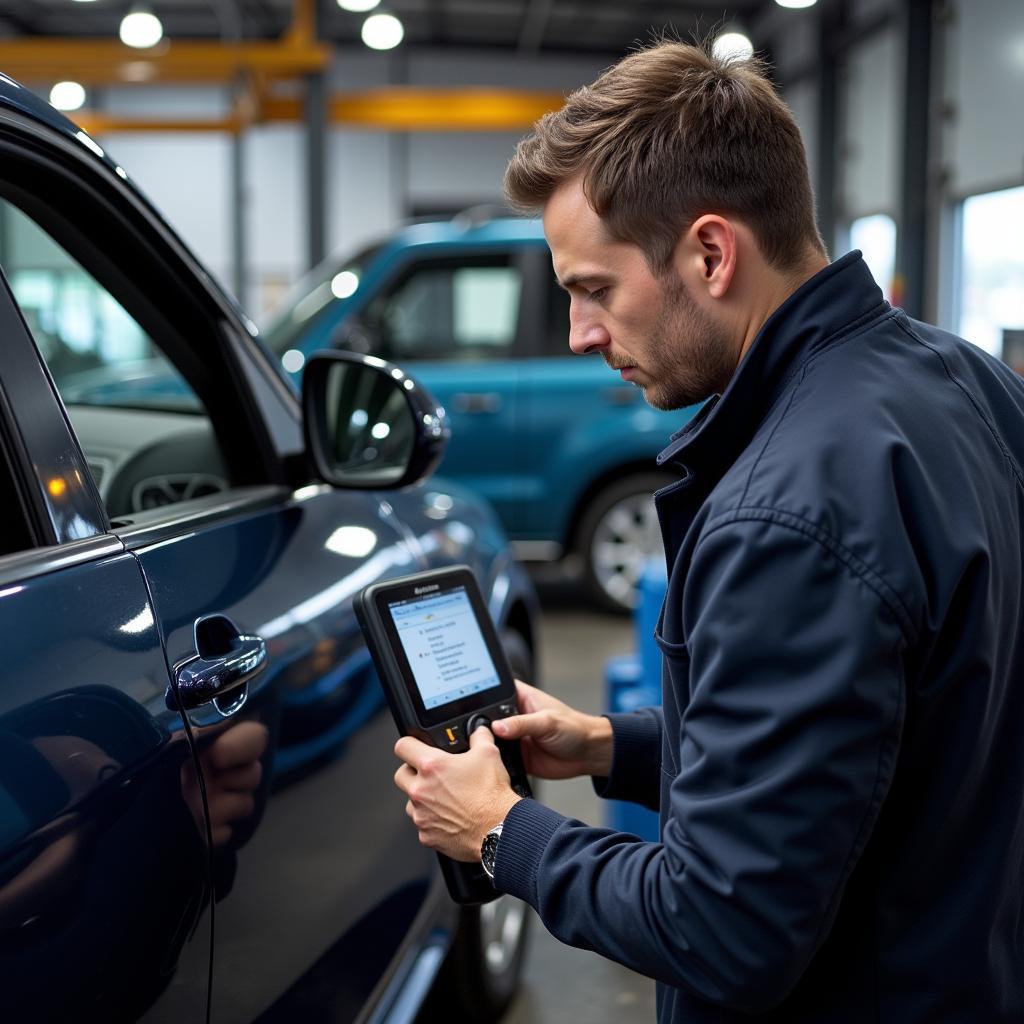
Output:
[568, 304, 611, 355]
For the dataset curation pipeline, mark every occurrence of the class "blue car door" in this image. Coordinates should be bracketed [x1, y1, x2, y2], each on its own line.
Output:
[355, 251, 530, 533]
[0, 109, 441, 1023]
[0, 260, 212, 1022]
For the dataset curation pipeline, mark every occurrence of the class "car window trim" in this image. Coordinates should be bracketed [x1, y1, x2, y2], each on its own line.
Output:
[0, 533, 124, 588]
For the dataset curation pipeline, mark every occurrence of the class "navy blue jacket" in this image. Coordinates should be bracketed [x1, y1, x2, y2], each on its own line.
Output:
[495, 253, 1024, 1021]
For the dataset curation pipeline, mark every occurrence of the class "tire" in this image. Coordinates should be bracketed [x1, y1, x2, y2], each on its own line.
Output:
[576, 472, 669, 614]
[420, 630, 535, 1023]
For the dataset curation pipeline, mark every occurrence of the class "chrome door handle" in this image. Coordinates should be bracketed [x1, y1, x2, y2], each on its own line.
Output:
[169, 615, 267, 713]
[452, 392, 502, 414]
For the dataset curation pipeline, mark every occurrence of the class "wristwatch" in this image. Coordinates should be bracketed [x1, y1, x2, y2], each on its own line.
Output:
[480, 822, 503, 881]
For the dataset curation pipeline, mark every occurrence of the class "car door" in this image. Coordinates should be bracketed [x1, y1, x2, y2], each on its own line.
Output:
[358, 251, 531, 534]
[0, 105, 441, 1022]
[0, 255, 212, 1022]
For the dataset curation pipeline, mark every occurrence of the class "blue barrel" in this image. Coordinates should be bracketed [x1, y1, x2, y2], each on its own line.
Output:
[602, 560, 667, 842]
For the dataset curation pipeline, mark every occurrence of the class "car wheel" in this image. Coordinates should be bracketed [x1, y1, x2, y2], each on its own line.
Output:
[576, 472, 668, 614]
[421, 630, 535, 1023]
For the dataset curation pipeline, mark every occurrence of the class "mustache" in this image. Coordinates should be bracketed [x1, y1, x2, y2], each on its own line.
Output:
[604, 357, 638, 371]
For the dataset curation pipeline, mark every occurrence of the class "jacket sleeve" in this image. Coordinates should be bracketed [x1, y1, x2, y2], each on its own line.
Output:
[591, 707, 664, 810]
[494, 515, 909, 1012]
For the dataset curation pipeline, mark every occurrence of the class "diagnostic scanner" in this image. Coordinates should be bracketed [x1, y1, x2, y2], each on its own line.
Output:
[354, 566, 532, 905]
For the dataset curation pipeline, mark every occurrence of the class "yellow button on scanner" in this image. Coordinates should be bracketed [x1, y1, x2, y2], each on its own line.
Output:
[446, 727, 457, 744]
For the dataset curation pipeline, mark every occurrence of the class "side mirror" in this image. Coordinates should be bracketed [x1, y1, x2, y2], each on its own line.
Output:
[302, 351, 449, 489]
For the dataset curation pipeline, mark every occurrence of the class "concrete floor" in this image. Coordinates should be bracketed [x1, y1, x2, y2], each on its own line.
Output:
[503, 578, 657, 1024]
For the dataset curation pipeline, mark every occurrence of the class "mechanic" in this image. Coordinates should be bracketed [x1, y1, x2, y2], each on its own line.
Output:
[392, 41, 1024, 1022]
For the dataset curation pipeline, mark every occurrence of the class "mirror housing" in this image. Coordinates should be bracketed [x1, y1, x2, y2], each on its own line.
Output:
[302, 351, 449, 489]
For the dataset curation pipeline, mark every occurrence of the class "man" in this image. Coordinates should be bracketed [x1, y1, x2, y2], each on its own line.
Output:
[393, 42, 1024, 1022]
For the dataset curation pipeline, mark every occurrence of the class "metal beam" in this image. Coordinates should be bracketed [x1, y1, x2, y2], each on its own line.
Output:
[518, 0, 556, 53]
[894, 0, 934, 319]
[814, 0, 843, 253]
[305, 71, 327, 272]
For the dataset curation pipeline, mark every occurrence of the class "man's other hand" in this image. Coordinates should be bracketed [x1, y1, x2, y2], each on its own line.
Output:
[491, 681, 613, 780]
[394, 725, 521, 862]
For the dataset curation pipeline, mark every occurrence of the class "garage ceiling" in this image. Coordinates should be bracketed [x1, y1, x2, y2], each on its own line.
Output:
[0, 0, 777, 56]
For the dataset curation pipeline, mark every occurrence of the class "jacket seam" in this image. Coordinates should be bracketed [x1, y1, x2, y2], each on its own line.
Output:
[893, 315, 1024, 491]
[698, 506, 917, 643]
[738, 307, 897, 509]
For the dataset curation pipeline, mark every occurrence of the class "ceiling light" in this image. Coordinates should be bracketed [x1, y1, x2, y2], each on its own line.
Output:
[775, 0, 818, 7]
[713, 32, 754, 63]
[361, 12, 404, 50]
[50, 81, 87, 112]
[120, 10, 164, 49]
[338, 0, 380, 11]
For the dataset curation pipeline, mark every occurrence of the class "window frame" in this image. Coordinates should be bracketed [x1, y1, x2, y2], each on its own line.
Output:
[0, 107, 296, 553]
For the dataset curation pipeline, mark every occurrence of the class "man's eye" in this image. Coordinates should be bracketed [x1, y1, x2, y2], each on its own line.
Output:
[589, 287, 608, 302]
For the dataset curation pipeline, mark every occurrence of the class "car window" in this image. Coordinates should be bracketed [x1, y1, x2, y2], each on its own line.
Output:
[367, 258, 522, 362]
[0, 196, 228, 521]
[544, 272, 571, 357]
[0, 201, 199, 415]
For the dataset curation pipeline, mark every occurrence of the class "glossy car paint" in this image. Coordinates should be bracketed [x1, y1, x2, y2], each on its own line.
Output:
[0, 76, 539, 1023]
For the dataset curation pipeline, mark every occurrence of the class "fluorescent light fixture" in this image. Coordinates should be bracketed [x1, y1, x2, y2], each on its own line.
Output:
[713, 32, 754, 63]
[775, 0, 818, 7]
[338, 0, 380, 11]
[120, 10, 164, 49]
[50, 81, 86, 111]
[362, 12, 404, 50]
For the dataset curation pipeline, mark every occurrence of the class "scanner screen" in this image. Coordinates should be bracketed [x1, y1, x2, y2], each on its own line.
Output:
[388, 586, 501, 709]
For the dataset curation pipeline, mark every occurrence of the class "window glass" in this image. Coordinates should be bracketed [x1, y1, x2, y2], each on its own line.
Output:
[545, 274, 571, 357]
[0, 201, 199, 413]
[368, 261, 521, 362]
[850, 213, 897, 303]
[959, 185, 1024, 360]
[0, 198, 228, 520]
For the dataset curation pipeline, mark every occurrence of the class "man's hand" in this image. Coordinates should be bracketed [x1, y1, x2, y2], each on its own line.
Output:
[394, 726, 521, 862]
[491, 680, 614, 779]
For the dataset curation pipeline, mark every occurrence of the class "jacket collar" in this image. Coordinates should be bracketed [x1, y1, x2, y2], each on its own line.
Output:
[656, 251, 888, 476]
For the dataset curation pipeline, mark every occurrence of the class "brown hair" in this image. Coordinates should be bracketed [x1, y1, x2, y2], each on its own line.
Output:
[504, 41, 825, 273]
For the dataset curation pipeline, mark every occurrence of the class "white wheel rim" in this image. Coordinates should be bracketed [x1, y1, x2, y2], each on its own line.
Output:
[590, 491, 661, 608]
[479, 895, 526, 975]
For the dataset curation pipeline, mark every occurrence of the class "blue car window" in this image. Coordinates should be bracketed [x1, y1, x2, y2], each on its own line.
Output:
[0, 201, 201, 415]
[367, 258, 521, 362]
[0, 197, 230, 520]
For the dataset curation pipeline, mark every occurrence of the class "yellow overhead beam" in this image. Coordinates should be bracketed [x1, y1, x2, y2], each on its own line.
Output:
[0, 38, 330, 85]
[68, 88, 566, 135]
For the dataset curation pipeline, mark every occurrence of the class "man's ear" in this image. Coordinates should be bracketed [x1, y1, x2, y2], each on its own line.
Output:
[674, 215, 737, 300]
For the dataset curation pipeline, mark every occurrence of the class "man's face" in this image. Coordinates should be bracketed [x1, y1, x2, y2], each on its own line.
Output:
[544, 179, 735, 410]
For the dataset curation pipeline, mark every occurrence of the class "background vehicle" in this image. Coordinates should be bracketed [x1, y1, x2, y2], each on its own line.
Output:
[264, 213, 698, 612]
[0, 80, 538, 1023]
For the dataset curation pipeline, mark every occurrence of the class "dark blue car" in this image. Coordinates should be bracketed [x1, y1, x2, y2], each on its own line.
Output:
[0, 76, 539, 1022]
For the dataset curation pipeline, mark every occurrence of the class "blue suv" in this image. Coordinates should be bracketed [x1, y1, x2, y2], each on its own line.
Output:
[265, 212, 698, 612]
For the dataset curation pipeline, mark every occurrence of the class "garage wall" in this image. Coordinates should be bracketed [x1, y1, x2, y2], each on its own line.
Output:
[943, 0, 1024, 198]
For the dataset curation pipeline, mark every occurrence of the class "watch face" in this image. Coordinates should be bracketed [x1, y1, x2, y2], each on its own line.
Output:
[482, 828, 501, 878]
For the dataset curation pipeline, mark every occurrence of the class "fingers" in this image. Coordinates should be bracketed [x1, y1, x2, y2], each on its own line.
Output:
[491, 709, 550, 740]
[468, 723, 496, 750]
[394, 735, 435, 770]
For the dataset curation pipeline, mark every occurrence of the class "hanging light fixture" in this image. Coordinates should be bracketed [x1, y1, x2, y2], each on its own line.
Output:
[361, 12, 404, 50]
[338, 0, 380, 11]
[50, 81, 87, 112]
[120, 7, 164, 49]
[713, 31, 754, 63]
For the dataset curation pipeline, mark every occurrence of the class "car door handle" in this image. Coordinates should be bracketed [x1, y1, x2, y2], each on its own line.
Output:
[452, 392, 502, 414]
[170, 615, 268, 713]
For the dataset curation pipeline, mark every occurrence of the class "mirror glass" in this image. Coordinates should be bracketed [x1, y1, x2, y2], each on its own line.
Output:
[321, 360, 415, 486]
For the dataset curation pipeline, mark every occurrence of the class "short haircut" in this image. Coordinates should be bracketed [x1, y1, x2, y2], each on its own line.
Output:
[504, 41, 825, 273]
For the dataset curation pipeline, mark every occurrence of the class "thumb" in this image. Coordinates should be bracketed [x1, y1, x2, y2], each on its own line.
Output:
[492, 710, 547, 741]
[469, 722, 496, 750]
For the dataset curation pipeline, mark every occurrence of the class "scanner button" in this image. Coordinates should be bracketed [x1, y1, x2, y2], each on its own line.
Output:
[467, 714, 492, 735]
[438, 724, 463, 748]
[497, 703, 516, 718]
